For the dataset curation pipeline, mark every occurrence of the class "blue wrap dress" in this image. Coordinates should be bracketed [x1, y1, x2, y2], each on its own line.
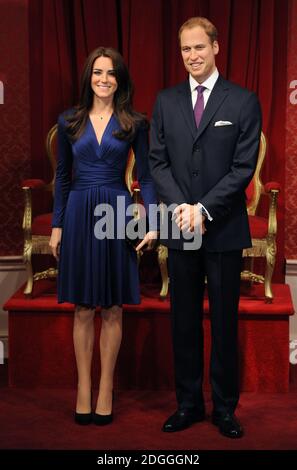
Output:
[52, 112, 157, 307]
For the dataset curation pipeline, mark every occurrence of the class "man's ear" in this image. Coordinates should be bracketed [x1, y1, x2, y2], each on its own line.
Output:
[213, 41, 219, 56]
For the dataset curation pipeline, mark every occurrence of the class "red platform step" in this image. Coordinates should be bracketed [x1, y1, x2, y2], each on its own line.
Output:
[3, 281, 294, 392]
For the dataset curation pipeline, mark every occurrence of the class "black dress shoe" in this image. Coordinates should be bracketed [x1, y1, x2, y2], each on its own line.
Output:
[74, 412, 92, 425]
[212, 412, 243, 438]
[162, 409, 205, 433]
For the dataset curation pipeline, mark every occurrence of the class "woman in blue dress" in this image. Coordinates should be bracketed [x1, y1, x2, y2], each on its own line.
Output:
[49, 47, 158, 425]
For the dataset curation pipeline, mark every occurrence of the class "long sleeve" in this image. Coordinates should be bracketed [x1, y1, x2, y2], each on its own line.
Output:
[149, 94, 186, 206]
[132, 125, 158, 230]
[51, 114, 73, 228]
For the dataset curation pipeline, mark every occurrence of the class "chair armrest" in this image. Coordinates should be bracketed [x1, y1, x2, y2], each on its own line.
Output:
[131, 180, 140, 192]
[22, 179, 47, 189]
[264, 182, 281, 193]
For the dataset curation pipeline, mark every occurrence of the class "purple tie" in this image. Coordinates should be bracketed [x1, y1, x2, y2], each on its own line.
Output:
[194, 85, 205, 128]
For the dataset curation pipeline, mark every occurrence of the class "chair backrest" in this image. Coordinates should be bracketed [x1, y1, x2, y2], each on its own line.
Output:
[125, 147, 136, 195]
[245, 131, 266, 216]
[45, 124, 58, 193]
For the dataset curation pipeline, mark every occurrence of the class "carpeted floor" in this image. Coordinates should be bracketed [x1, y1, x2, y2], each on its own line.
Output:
[0, 371, 297, 451]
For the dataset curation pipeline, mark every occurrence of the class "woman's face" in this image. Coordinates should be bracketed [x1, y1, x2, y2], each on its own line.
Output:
[91, 56, 118, 100]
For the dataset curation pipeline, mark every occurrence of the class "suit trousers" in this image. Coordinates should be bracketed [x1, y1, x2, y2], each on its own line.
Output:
[168, 247, 243, 415]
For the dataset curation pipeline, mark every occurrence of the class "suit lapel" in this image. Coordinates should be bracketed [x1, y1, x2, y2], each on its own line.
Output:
[177, 81, 197, 139]
[194, 75, 229, 142]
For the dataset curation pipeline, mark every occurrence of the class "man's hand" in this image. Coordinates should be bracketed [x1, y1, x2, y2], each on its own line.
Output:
[173, 203, 206, 234]
[136, 231, 159, 252]
[49, 227, 62, 260]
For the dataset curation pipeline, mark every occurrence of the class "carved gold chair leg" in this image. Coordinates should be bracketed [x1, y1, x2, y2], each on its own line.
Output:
[23, 248, 33, 296]
[264, 241, 276, 303]
[22, 187, 33, 296]
[157, 244, 169, 298]
[263, 189, 278, 302]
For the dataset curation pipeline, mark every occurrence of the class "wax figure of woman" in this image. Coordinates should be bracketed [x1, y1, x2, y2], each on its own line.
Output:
[49, 47, 157, 425]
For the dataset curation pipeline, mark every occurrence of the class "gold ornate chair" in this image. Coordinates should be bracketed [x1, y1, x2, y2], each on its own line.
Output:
[156, 132, 280, 301]
[125, 152, 169, 297]
[241, 132, 280, 302]
[22, 124, 58, 296]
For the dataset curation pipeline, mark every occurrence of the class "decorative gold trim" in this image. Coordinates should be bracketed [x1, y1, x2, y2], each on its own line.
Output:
[243, 239, 267, 257]
[22, 187, 33, 295]
[33, 267, 57, 281]
[267, 190, 278, 237]
[125, 148, 136, 196]
[31, 235, 52, 254]
[247, 132, 266, 216]
[46, 124, 58, 194]
[241, 270, 264, 283]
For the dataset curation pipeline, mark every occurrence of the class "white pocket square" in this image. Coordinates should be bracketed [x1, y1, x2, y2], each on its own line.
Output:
[214, 120, 233, 127]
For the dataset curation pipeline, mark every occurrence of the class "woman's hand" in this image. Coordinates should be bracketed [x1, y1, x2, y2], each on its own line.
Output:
[136, 231, 159, 252]
[49, 227, 62, 260]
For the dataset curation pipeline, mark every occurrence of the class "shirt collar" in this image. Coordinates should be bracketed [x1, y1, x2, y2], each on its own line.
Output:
[189, 68, 219, 93]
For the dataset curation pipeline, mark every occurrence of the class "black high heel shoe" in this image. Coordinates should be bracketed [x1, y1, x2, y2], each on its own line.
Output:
[93, 390, 114, 426]
[75, 411, 93, 425]
[74, 390, 93, 425]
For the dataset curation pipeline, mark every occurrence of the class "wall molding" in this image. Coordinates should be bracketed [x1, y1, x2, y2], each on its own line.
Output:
[286, 259, 297, 276]
[0, 256, 25, 272]
[285, 259, 297, 341]
[0, 255, 27, 358]
[0, 335, 8, 359]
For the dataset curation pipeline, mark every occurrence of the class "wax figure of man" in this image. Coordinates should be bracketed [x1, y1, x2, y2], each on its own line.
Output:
[149, 17, 262, 438]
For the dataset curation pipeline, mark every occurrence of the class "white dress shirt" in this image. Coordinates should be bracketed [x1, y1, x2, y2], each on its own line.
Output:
[188, 68, 219, 221]
[189, 67, 219, 109]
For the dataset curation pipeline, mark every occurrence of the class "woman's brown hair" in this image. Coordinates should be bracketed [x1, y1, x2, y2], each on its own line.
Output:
[65, 47, 147, 142]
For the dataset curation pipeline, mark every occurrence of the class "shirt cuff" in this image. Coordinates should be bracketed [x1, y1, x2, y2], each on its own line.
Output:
[197, 202, 213, 221]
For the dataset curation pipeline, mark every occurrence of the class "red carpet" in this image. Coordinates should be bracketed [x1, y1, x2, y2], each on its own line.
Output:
[0, 386, 297, 450]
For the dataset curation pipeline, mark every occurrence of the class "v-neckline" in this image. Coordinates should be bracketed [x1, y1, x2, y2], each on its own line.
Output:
[89, 114, 113, 147]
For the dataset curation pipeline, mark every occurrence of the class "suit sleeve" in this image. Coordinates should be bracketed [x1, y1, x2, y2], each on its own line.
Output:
[149, 94, 186, 206]
[132, 125, 158, 230]
[51, 115, 73, 228]
[199, 92, 262, 220]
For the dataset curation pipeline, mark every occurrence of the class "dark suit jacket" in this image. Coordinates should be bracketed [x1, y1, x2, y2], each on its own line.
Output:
[149, 75, 262, 252]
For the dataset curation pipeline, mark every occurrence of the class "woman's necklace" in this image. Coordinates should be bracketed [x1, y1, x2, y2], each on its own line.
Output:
[96, 110, 113, 120]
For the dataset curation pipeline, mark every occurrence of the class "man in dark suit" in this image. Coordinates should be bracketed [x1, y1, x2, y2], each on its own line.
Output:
[148, 17, 262, 438]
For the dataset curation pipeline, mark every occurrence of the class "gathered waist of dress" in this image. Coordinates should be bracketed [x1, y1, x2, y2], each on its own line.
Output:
[71, 169, 128, 192]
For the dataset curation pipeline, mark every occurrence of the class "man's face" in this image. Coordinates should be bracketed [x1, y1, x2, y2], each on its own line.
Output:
[180, 26, 219, 83]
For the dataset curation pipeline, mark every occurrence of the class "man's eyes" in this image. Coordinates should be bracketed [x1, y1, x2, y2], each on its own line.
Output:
[182, 46, 205, 52]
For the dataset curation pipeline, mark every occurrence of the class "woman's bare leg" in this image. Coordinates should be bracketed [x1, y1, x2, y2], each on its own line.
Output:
[96, 305, 122, 414]
[73, 305, 95, 413]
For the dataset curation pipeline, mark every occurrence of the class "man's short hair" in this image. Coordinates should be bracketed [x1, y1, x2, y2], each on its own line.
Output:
[179, 17, 218, 44]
